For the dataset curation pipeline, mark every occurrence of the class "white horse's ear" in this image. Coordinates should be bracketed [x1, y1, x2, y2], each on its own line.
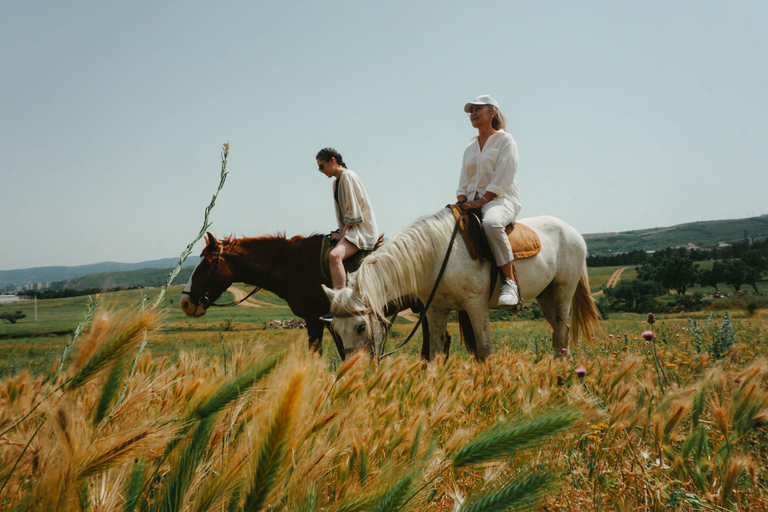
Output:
[322, 285, 338, 303]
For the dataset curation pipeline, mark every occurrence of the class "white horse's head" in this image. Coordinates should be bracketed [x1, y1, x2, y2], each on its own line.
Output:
[323, 285, 390, 359]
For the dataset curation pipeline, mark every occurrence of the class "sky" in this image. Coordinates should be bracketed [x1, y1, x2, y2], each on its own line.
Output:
[2, 1, 767, 271]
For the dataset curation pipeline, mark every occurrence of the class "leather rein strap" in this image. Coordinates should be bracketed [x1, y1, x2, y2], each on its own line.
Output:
[378, 208, 467, 359]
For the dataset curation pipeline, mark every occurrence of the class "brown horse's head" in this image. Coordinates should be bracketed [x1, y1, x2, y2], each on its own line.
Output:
[180, 232, 234, 317]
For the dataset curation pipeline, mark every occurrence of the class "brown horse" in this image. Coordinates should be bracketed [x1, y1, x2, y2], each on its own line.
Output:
[180, 232, 444, 359]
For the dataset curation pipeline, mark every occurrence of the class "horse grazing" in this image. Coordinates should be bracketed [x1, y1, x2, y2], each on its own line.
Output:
[180, 232, 443, 359]
[324, 208, 601, 361]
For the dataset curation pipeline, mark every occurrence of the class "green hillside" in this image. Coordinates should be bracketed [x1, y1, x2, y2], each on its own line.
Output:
[64, 266, 195, 290]
[584, 215, 768, 255]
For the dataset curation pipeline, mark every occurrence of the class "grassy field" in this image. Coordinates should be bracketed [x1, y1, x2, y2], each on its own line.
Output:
[1, 285, 767, 511]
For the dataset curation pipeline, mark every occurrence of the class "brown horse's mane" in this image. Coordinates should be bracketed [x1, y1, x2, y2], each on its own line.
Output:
[218, 232, 323, 253]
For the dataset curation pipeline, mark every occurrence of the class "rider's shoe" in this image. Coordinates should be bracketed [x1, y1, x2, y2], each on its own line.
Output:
[498, 279, 520, 307]
[319, 312, 334, 323]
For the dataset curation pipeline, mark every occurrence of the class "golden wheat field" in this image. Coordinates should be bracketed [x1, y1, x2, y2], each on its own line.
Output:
[1, 299, 768, 512]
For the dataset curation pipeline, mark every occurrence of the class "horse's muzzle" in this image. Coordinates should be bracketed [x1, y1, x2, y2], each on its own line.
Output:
[180, 294, 207, 318]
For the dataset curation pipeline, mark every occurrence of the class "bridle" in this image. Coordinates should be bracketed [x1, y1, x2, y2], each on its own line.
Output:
[184, 240, 288, 309]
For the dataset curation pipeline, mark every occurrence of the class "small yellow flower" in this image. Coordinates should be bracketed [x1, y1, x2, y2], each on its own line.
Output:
[666, 363, 677, 368]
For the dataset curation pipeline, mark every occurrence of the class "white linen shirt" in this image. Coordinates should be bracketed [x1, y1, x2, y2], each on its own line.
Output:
[334, 169, 379, 251]
[456, 130, 521, 214]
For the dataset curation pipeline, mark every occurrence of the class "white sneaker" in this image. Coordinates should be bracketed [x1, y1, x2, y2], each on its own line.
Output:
[498, 279, 520, 307]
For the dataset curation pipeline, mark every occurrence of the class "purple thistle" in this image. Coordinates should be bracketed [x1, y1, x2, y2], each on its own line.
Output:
[557, 375, 565, 386]
[647, 313, 656, 324]
[642, 330, 654, 341]
[575, 367, 587, 378]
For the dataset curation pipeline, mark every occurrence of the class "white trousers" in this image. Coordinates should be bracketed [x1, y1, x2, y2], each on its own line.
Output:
[480, 200, 518, 267]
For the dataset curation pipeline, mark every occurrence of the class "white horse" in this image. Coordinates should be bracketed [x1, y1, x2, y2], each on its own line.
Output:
[323, 207, 600, 361]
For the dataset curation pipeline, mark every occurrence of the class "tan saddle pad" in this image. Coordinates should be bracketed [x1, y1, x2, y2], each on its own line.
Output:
[448, 204, 541, 261]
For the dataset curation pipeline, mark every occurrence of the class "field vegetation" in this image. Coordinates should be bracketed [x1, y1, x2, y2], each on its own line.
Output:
[1, 279, 768, 510]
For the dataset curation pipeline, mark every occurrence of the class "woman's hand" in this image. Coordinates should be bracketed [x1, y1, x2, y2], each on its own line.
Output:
[462, 199, 485, 210]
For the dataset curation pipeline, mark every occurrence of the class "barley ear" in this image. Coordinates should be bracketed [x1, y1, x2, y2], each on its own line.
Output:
[122, 458, 146, 512]
[452, 409, 580, 468]
[92, 355, 128, 426]
[67, 310, 159, 391]
[369, 470, 417, 512]
[242, 367, 305, 512]
[189, 349, 287, 421]
[158, 416, 217, 512]
[459, 471, 558, 512]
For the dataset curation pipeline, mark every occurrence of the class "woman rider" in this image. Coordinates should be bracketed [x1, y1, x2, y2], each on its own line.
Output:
[316, 147, 379, 320]
[456, 95, 521, 306]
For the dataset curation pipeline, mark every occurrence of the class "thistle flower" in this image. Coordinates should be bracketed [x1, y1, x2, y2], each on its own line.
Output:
[647, 313, 655, 324]
[642, 330, 654, 341]
[556, 375, 564, 386]
[575, 367, 587, 378]
[561, 348, 568, 356]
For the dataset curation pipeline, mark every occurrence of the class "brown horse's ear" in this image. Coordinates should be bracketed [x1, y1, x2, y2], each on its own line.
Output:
[203, 232, 220, 256]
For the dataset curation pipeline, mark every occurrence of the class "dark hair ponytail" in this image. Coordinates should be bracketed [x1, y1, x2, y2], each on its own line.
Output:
[316, 147, 347, 168]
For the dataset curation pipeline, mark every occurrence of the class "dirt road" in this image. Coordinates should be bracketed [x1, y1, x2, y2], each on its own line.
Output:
[606, 267, 628, 287]
[226, 286, 288, 308]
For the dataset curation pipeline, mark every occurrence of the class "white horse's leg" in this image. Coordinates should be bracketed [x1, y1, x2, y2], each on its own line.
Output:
[464, 298, 492, 361]
[426, 308, 450, 361]
[536, 282, 575, 355]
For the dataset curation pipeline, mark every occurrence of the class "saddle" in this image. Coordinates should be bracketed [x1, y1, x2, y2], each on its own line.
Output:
[320, 234, 385, 282]
[447, 204, 541, 263]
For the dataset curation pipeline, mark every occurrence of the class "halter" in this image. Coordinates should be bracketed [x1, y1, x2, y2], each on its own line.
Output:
[184, 240, 288, 309]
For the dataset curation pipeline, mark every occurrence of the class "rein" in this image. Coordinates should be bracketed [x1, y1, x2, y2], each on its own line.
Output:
[377, 208, 467, 359]
[191, 240, 288, 309]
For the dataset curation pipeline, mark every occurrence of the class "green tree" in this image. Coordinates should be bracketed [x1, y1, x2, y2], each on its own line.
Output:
[0, 310, 26, 324]
[603, 279, 665, 313]
[741, 250, 767, 293]
[698, 267, 720, 292]
[714, 259, 756, 292]
[637, 255, 700, 295]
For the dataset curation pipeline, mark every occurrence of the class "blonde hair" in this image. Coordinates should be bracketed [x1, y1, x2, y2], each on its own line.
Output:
[491, 107, 506, 131]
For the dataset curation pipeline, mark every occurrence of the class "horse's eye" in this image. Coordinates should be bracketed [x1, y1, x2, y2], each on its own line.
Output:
[356, 323, 366, 335]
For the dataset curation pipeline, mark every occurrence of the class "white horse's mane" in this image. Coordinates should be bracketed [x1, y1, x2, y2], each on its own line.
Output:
[331, 208, 455, 318]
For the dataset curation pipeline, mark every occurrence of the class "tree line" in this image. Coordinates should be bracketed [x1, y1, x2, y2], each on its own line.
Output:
[600, 247, 767, 314]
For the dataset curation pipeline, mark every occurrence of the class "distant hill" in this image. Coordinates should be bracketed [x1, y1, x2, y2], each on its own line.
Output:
[64, 266, 196, 290]
[584, 215, 768, 255]
[0, 258, 196, 289]
[3, 214, 768, 290]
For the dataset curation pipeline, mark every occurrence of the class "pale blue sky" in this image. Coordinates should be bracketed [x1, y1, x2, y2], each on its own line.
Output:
[2, 1, 766, 270]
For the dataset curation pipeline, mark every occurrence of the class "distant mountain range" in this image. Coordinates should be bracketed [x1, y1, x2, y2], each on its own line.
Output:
[0, 258, 197, 290]
[2, 214, 767, 290]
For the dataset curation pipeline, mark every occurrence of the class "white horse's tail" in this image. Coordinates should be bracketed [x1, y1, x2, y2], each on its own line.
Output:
[570, 262, 602, 344]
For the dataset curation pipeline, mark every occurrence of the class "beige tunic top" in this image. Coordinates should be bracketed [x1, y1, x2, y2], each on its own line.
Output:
[334, 169, 379, 251]
[456, 130, 521, 215]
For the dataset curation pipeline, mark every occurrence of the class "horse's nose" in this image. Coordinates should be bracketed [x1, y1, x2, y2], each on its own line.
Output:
[180, 295, 194, 316]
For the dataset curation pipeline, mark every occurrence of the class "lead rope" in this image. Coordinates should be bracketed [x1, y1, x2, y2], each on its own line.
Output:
[378, 209, 467, 359]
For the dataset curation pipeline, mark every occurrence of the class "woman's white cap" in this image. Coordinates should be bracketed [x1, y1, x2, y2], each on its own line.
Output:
[464, 95, 499, 112]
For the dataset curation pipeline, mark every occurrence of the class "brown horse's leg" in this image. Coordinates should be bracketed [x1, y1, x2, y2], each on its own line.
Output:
[458, 311, 478, 359]
[306, 321, 326, 355]
[420, 317, 430, 360]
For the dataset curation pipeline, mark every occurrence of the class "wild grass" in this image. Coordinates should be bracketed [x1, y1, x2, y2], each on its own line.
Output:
[2, 306, 767, 510]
